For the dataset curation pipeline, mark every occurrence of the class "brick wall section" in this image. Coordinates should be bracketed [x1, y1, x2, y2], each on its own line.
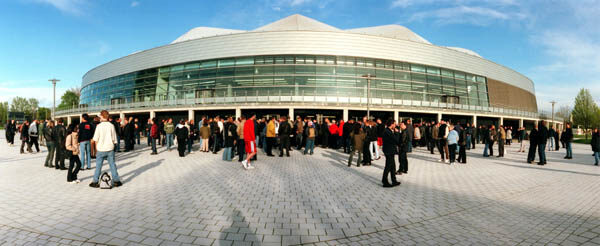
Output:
[487, 78, 538, 112]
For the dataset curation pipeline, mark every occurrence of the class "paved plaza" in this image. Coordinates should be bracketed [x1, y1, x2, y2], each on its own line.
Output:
[2, 131, 600, 246]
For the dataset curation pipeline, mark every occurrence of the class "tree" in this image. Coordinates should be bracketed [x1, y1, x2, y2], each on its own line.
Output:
[0, 101, 8, 127]
[555, 105, 572, 123]
[37, 107, 51, 120]
[9, 97, 39, 120]
[572, 88, 599, 139]
[57, 89, 80, 110]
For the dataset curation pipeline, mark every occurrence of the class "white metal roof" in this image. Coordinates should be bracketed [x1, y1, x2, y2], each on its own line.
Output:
[253, 14, 340, 32]
[172, 27, 245, 44]
[345, 25, 431, 44]
[445, 47, 482, 58]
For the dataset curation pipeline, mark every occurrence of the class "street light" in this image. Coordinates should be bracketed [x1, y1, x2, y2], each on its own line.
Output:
[49, 78, 60, 120]
[550, 100, 556, 130]
[362, 74, 376, 120]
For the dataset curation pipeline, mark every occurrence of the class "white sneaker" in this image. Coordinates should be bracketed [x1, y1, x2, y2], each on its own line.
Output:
[241, 160, 248, 169]
[248, 163, 255, 169]
[438, 159, 442, 162]
[444, 160, 450, 163]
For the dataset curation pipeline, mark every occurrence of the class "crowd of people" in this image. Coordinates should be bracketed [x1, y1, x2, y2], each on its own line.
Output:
[4, 110, 588, 188]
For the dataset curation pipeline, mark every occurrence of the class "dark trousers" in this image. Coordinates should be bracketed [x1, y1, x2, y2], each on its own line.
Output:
[45, 141, 56, 167]
[21, 139, 30, 153]
[458, 144, 467, 163]
[382, 154, 398, 185]
[471, 136, 476, 149]
[125, 137, 133, 151]
[498, 140, 504, 157]
[29, 136, 39, 152]
[527, 143, 537, 162]
[151, 137, 157, 153]
[177, 138, 186, 157]
[398, 151, 408, 173]
[296, 134, 303, 150]
[489, 141, 495, 156]
[279, 136, 290, 156]
[429, 139, 436, 154]
[449, 144, 457, 163]
[538, 143, 547, 163]
[266, 137, 275, 155]
[439, 139, 448, 161]
[55, 146, 66, 168]
[362, 141, 372, 164]
[237, 140, 246, 161]
[67, 154, 81, 182]
[212, 134, 220, 153]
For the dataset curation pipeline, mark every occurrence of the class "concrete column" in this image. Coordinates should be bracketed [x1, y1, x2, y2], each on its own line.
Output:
[119, 112, 125, 120]
[519, 118, 524, 128]
[67, 116, 72, 125]
[499, 117, 504, 126]
[437, 113, 442, 123]
[534, 120, 539, 127]
[289, 107, 295, 120]
[343, 109, 349, 122]
[235, 108, 241, 120]
[472, 115, 478, 127]
[188, 109, 194, 122]
[394, 110, 399, 124]
[150, 111, 155, 119]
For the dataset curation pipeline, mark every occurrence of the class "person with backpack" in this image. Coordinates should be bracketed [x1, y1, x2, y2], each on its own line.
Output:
[43, 121, 56, 167]
[65, 124, 81, 183]
[28, 120, 40, 153]
[89, 110, 122, 188]
[174, 119, 189, 157]
[150, 118, 159, 155]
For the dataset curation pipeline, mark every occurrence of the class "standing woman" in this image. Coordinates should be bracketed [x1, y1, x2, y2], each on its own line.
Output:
[304, 121, 317, 155]
[20, 120, 31, 154]
[65, 124, 81, 183]
[43, 121, 56, 167]
[592, 128, 600, 166]
[348, 124, 365, 167]
[174, 120, 189, 157]
[200, 121, 210, 152]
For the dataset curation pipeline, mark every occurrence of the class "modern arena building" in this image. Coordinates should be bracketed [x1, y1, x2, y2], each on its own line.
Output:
[56, 14, 559, 129]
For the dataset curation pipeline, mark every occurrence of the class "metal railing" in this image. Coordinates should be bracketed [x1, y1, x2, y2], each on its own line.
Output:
[57, 95, 539, 119]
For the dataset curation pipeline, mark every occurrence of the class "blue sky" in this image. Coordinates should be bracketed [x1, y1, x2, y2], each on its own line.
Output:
[0, 0, 598, 113]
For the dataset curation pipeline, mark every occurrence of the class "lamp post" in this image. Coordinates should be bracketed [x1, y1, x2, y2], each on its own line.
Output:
[362, 74, 376, 120]
[550, 100, 556, 130]
[49, 78, 60, 120]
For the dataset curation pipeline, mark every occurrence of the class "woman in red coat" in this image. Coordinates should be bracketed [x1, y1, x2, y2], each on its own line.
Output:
[329, 120, 339, 149]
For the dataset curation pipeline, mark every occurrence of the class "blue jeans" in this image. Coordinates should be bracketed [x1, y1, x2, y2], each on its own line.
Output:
[79, 140, 91, 169]
[548, 137, 554, 150]
[147, 132, 152, 145]
[222, 147, 232, 161]
[187, 138, 193, 153]
[93, 151, 121, 183]
[407, 139, 413, 152]
[166, 134, 174, 150]
[566, 142, 572, 158]
[594, 152, 599, 164]
[466, 136, 471, 150]
[538, 144, 546, 163]
[116, 135, 121, 151]
[483, 143, 489, 157]
[135, 132, 140, 144]
[304, 139, 315, 154]
[151, 137, 157, 153]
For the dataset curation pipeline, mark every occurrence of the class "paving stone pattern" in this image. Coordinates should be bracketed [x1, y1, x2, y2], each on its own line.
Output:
[1, 130, 600, 245]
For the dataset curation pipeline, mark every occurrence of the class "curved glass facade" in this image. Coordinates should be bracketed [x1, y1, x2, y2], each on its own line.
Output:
[81, 55, 489, 108]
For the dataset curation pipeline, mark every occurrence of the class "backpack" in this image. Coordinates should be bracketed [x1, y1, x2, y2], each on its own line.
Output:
[100, 172, 113, 189]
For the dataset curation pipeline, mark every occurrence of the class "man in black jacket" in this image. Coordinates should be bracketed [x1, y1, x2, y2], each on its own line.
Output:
[564, 123, 574, 159]
[527, 124, 539, 163]
[537, 121, 548, 165]
[342, 119, 353, 153]
[382, 119, 400, 188]
[406, 119, 414, 153]
[278, 116, 291, 157]
[54, 119, 68, 170]
[397, 121, 409, 175]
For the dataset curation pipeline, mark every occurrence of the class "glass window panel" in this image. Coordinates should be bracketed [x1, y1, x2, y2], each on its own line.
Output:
[264, 56, 274, 64]
[255, 65, 273, 75]
[171, 65, 184, 72]
[336, 77, 355, 88]
[356, 67, 375, 77]
[201, 60, 217, 68]
[411, 73, 426, 83]
[274, 56, 285, 64]
[253, 76, 273, 86]
[273, 76, 294, 86]
[316, 56, 325, 64]
[466, 74, 477, 82]
[235, 66, 254, 77]
[235, 57, 254, 66]
[316, 76, 336, 87]
[385, 60, 394, 69]
[295, 76, 309, 86]
[411, 64, 426, 73]
[365, 59, 374, 67]
[442, 77, 455, 87]
[412, 83, 425, 93]
[217, 67, 234, 77]
[443, 86, 456, 95]
[375, 60, 385, 68]
[299, 86, 316, 96]
[159, 67, 170, 73]
[356, 58, 365, 67]
[376, 69, 394, 80]
[316, 66, 335, 75]
[429, 84, 442, 94]
[216, 78, 233, 88]
[441, 69, 453, 77]
[478, 93, 488, 101]
[395, 71, 411, 81]
[373, 79, 394, 90]
[185, 71, 199, 80]
[218, 59, 234, 67]
[336, 66, 355, 76]
[305, 56, 315, 64]
[427, 75, 442, 84]
[295, 65, 315, 74]
[295, 55, 305, 64]
[395, 81, 411, 91]
[344, 57, 355, 66]
[254, 56, 264, 64]
[184, 63, 200, 70]
[476, 76, 486, 83]
[233, 76, 253, 87]
[428, 94, 441, 102]
[426, 66, 440, 75]
[274, 65, 294, 74]
[285, 56, 295, 64]
[454, 72, 466, 80]
[373, 89, 394, 99]
[455, 79, 466, 87]
[325, 56, 335, 64]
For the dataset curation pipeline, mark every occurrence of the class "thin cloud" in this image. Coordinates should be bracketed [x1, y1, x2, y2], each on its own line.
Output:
[32, 0, 87, 15]
[408, 6, 524, 26]
[131, 1, 139, 7]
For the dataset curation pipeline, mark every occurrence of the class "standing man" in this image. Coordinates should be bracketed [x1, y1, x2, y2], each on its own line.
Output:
[563, 123, 574, 159]
[519, 127, 527, 152]
[43, 121, 55, 167]
[149, 118, 159, 155]
[236, 116, 246, 162]
[145, 119, 152, 146]
[78, 114, 94, 170]
[381, 119, 400, 188]
[266, 117, 276, 156]
[174, 120, 189, 157]
[164, 118, 175, 151]
[278, 116, 291, 157]
[497, 125, 505, 157]
[89, 110, 122, 188]
[134, 118, 140, 145]
[54, 119, 67, 170]
[223, 116, 237, 161]
[295, 116, 304, 150]
[28, 120, 40, 153]
[431, 121, 439, 155]
[547, 126, 555, 151]
[397, 121, 409, 174]
[482, 125, 490, 157]
[406, 119, 414, 153]
[242, 115, 257, 169]
[465, 123, 472, 150]
[489, 125, 496, 157]
[438, 120, 449, 163]
[537, 121, 548, 165]
[527, 124, 539, 164]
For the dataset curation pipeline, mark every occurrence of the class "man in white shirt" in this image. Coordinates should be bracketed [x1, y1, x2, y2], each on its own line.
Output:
[89, 110, 122, 188]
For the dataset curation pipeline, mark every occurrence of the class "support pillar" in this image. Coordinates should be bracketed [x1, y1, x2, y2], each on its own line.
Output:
[519, 118, 524, 128]
[235, 108, 241, 120]
[289, 107, 294, 120]
[150, 111, 155, 119]
[67, 116, 72, 125]
[394, 110, 399, 124]
[472, 115, 477, 127]
[535, 120, 539, 127]
[188, 109, 194, 123]
[119, 112, 125, 121]
[343, 109, 349, 122]
[437, 113, 442, 123]
[499, 117, 504, 126]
